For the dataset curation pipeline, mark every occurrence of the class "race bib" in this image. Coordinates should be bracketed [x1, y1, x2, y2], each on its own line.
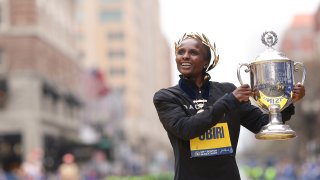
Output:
[190, 122, 233, 157]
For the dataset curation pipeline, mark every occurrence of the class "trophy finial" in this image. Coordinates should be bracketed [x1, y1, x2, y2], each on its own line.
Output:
[261, 31, 278, 48]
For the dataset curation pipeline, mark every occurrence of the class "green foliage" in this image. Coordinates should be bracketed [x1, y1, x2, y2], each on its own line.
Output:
[107, 172, 174, 180]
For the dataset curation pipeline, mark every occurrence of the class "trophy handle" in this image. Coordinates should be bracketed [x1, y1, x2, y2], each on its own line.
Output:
[294, 62, 306, 85]
[237, 63, 250, 85]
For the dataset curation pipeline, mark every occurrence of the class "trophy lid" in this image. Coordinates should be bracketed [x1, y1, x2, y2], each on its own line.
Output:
[253, 31, 289, 62]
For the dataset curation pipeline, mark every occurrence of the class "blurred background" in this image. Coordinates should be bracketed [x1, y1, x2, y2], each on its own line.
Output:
[0, 0, 319, 179]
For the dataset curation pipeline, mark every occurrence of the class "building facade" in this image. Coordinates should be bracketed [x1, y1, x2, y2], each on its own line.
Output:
[281, 5, 320, 162]
[76, 0, 172, 169]
[281, 14, 316, 61]
[0, 0, 85, 172]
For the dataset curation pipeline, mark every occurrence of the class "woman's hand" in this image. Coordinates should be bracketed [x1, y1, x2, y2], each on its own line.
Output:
[233, 84, 253, 102]
[292, 82, 305, 103]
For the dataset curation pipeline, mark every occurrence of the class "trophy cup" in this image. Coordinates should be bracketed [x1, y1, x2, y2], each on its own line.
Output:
[237, 31, 306, 140]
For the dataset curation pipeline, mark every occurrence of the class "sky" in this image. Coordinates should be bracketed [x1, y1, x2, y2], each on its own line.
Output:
[158, 0, 320, 152]
[159, 0, 319, 86]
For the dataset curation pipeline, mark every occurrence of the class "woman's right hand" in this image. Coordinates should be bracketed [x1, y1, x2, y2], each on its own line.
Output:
[232, 84, 253, 102]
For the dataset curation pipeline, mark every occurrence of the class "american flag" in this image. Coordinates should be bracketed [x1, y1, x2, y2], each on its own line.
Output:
[81, 69, 110, 101]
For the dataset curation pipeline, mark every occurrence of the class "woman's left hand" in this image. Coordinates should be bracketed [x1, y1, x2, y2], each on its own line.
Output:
[292, 82, 305, 103]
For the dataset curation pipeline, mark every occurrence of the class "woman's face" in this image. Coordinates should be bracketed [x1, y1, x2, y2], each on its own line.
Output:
[175, 38, 208, 79]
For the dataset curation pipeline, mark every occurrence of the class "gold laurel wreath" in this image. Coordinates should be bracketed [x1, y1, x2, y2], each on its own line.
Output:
[174, 32, 219, 73]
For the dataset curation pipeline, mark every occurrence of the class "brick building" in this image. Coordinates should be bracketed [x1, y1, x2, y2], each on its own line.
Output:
[0, 0, 85, 172]
[281, 5, 320, 162]
[0, 0, 173, 175]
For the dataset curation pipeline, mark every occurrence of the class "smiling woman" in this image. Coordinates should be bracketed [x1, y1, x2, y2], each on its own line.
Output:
[175, 33, 218, 87]
[153, 32, 305, 180]
[175, 38, 208, 85]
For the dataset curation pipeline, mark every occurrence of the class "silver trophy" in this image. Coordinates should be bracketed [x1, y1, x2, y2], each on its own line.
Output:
[237, 31, 306, 140]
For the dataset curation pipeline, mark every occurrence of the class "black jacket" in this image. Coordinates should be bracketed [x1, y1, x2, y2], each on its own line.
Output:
[153, 79, 294, 180]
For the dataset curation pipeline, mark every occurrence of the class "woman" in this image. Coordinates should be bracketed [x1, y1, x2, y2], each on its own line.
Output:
[153, 33, 305, 180]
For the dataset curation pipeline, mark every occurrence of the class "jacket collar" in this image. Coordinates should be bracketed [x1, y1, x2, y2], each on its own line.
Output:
[178, 74, 211, 100]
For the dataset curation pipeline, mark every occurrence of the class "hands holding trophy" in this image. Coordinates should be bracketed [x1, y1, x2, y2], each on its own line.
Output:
[237, 31, 306, 140]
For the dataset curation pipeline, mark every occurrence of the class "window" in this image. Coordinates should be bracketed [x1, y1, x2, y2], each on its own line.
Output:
[0, 5, 2, 25]
[100, 10, 122, 22]
[0, 1, 8, 27]
[113, 86, 125, 95]
[75, 11, 84, 23]
[108, 32, 124, 41]
[0, 49, 6, 73]
[109, 67, 125, 76]
[0, 49, 3, 64]
[100, 0, 121, 3]
[108, 49, 125, 59]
